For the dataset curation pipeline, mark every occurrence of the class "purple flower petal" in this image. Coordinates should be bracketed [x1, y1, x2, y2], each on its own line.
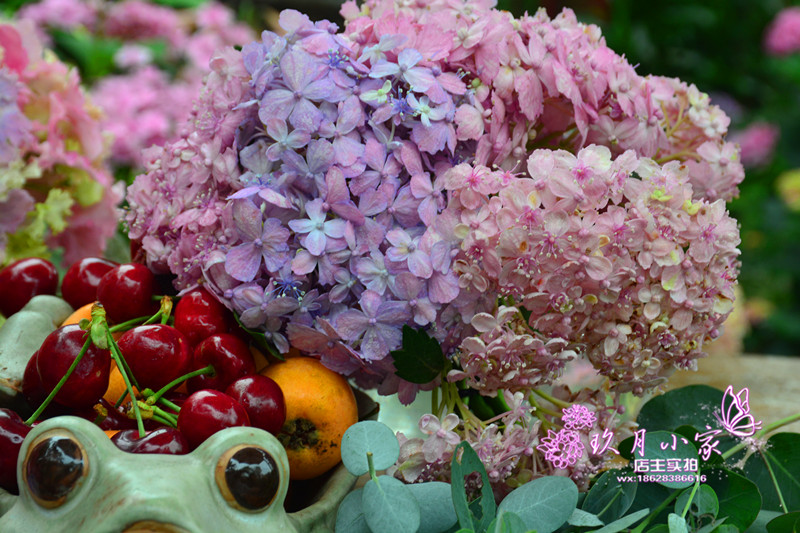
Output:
[225, 243, 261, 282]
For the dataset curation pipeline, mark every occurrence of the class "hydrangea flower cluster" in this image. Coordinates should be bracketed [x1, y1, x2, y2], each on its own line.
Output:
[19, 0, 254, 168]
[124, 0, 743, 497]
[0, 21, 120, 266]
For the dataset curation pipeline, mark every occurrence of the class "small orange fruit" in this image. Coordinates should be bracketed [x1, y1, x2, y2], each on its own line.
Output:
[104, 430, 120, 439]
[61, 302, 95, 327]
[104, 361, 137, 404]
[261, 357, 358, 480]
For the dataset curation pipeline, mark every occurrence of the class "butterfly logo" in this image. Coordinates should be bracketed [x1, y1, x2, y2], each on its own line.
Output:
[714, 385, 762, 438]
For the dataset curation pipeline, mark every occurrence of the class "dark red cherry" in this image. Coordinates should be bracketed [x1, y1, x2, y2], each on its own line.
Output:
[187, 334, 256, 392]
[117, 324, 192, 391]
[22, 350, 46, 409]
[0, 408, 31, 494]
[111, 427, 189, 455]
[36, 324, 111, 409]
[97, 263, 158, 324]
[173, 287, 232, 347]
[0, 258, 58, 317]
[61, 257, 118, 309]
[177, 390, 249, 450]
[225, 375, 286, 435]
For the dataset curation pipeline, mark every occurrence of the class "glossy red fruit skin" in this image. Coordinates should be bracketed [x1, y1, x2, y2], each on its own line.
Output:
[97, 263, 158, 324]
[117, 324, 192, 391]
[36, 324, 111, 409]
[0, 258, 58, 317]
[173, 287, 232, 347]
[111, 428, 189, 455]
[187, 334, 256, 392]
[61, 257, 118, 309]
[0, 408, 31, 494]
[177, 390, 249, 449]
[225, 375, 286, 435]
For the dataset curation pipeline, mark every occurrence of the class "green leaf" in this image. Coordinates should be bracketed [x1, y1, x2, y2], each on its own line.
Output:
[450, 442, 496, 533]
[341, 421, 400, 476]
[582, 469, 637, 522]
[667, 513, 689, 533]
[710, 525, 738, 533]
[334, 489, 371, 533]
[704, 468, 761, 531]
[498, 475, 578, 533]
[636, 386, 725, 433]
[569, 508, 605, 527]
[589, 508, 650, 533]
[362, 476, 421, 533]
[488, 511, 531, 533]
[742, 433, 800, 512]
[408, 482, 458, 533]
[766, 511, 800, 533]
[745, 510, 783, 533]
[695, 516, 727, 533]
[390, 326, 446, 384]
[675, 484, 719, 519]
[640, 431, 700, 489]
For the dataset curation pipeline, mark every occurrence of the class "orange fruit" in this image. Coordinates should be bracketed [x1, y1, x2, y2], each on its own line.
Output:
[104, 430, 120, 439]
[61, 302, 95, 327]
[261, 357, 358, 480]
[104, 361, 137, 404]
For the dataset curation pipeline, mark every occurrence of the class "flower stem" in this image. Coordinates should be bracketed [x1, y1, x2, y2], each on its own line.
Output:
[530, 388, 570, 409]
[25, 337, 91, 425]
[367, 451, 378, 482]
[631, 488, 681, 533]
[680, 477, 701, 519]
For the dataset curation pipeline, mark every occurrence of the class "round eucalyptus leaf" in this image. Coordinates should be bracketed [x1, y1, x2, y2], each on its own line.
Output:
[766, 511, 800, 533]
[497, 475, 578, 533]
[636, 385, 724, 433]
[704, 468, 761, 531]
[341, 420, 400, 476]
[582, 469, 637, 522]
[668, 513, 689, 533]
[742, 433, 800, 513]
[334, 489, 371, 533]
[408, 481, 458, 533]
[675, 484, 718, 519]
[640, 431, 699, 489]
[363, 475, 421, 533]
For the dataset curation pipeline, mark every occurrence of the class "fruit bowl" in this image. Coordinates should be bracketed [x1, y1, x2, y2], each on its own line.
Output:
[0, 295, 376, 532]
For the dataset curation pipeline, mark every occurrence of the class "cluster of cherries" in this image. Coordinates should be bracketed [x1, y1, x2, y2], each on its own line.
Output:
[0, 257, 287, 494]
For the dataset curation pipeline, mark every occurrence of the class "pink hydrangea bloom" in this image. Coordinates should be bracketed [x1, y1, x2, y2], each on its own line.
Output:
[765, 7, 800, 56]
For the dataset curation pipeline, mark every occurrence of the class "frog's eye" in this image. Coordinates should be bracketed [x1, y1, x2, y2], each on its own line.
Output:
[23, 430, 88, 509]
[215, 445, 281, 512]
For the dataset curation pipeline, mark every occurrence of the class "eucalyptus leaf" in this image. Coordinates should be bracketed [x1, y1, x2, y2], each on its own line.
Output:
[408, 482, 458, 533]
[362, 475, 421, 533]
[694, 517, 727, 533]
[568, 508, 605, 527]
[742, 433, 800, 512]
[589, 508, 650, 533]
[675, 484, 718, 519]
[766, 511, 800, 533]
[745, 510, 783, 533]
[645, 526, 669, 533]
[451, 442, 496, 532]
[334, 489, 371, 533]
[710, 524, 738, 533]
[703, 468, 761, 531]
[640, 431, 699, 489]
[636, 386, 724, 433]
[341, 421, 400, 476]
[582, 469, 637, 522]
[667, 513, 689, 533]
[497, 475, 578, 533]
[488, 511, 531, 533]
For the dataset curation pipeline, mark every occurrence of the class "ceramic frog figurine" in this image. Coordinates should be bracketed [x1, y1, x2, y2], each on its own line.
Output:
[0, 416, 355, 533]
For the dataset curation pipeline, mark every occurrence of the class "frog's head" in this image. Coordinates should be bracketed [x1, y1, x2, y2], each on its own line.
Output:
[0, 416, 304, 533]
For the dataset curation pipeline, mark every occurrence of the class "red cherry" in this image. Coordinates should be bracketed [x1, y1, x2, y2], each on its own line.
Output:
[36, 324, 111, 409]
[187, 334, 256, 392]
[225, 375, 286, 435]
[111, 427, 189, 455]
[97, 263, 158, 324]
[61, 257, 118, 309]
[173, 287, 232, 347]
[117, 324, 192, 391]
[0, 258, 58, 317]
[0, 408, 31, 494]
[177, 390, 249, 449]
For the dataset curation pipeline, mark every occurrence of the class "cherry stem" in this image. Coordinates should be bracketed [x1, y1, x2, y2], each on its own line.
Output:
[144, 364, 215, 406]
[108, 316, 150, 332]
[157, 397, 181, 414]
[25, 337, 92, 425]
[137, 400, 178, 428]
[108, 332, 145, 438]
[158, 296, 173, 325]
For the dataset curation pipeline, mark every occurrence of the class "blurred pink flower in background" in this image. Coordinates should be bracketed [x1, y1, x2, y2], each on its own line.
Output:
[730, 122, 780, 168]
[765, 7, 800, 55]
